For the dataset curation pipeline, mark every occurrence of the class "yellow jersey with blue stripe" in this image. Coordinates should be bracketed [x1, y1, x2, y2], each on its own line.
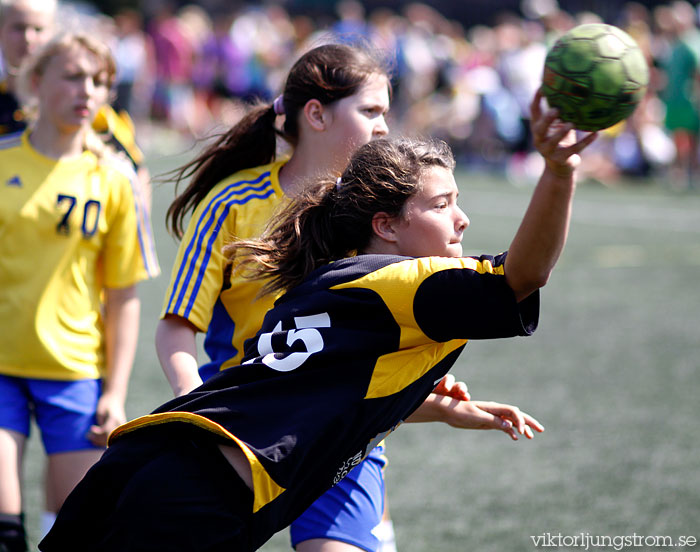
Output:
[0, 131, 159, 381]
[161, 160, 287, 374]
[113, 253, 539, 549]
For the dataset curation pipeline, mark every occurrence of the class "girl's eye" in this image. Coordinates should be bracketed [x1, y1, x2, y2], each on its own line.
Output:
[65, 71, 87, 81]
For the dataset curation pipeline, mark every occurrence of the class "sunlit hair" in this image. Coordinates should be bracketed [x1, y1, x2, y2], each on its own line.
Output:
[224, 137, 456, 296]
[0, 0, 57, 24]
[166, 42, 392, 238]
[16, 32, 116, 158]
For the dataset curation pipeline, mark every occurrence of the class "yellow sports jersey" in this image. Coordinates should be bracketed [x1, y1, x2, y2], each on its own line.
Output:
[161, 160, 287, 374]
[0, 131, 159, 381]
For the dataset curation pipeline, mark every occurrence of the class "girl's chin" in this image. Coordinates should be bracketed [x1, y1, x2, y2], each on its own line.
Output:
[447, 244, 463, 258]
[60, 119, 92, 132]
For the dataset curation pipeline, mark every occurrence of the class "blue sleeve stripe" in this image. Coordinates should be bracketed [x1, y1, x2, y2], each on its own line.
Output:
[166, 172, 274, 315]
[166, 171, 272, 313]
[0, 132, 23, 149]
[140, 201, 160, 277]
[183, 188, 275, 317]
[128, 173, 160, 277]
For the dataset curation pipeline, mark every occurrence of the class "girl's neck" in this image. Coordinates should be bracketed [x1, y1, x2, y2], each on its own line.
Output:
[29, 120, 87, 160]
[280, 141, 340, 197]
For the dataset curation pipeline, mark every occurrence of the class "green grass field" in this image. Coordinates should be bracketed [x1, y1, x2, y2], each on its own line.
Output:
[22, 143, 700, 551]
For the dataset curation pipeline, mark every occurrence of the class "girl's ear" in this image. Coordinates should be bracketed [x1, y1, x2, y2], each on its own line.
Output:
[371, 212, 399, 244]
[303, 99, 328, 131]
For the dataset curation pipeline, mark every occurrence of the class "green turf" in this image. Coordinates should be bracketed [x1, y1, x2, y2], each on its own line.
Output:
[22, 148, 700, 551]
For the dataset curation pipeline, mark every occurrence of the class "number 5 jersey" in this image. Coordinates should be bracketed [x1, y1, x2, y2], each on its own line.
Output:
[110, 253, 539, 547]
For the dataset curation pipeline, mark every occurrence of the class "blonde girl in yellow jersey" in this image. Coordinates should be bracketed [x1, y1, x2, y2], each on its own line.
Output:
[0, 32, 158, 551]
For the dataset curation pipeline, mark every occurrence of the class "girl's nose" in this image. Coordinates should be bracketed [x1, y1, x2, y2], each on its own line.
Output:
[374, 115, 389, 137]
[456, 208, 470, 231]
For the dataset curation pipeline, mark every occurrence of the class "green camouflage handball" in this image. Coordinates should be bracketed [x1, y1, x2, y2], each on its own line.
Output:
[542, 23, 649, 131]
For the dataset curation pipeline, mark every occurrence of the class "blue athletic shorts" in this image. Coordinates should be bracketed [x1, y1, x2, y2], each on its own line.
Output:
[0, 375, 103, 454]
[290, 445, 388, 552]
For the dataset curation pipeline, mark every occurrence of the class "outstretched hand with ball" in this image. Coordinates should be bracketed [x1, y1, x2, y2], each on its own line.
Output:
[530, 89, 598, 178]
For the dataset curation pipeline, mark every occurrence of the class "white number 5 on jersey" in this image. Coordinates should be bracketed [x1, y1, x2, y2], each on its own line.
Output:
[245, 313, 331, 372]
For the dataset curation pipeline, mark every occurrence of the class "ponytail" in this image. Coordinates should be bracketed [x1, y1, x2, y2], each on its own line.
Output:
[225, 179, 339, 296]
[166, 103, 279, 238]
[166, 42, 390, 239]
[224, 137, 455, 296]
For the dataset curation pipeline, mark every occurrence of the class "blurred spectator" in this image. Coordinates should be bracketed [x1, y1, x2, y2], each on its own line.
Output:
[189, 9, 247, 133]
[494, 17, 546, 152]
[43, 0, 689, 187]
[657, 0, 700, 189]
[333, 0, 371, 41]
[228, 5, 288, 102]
[112, 8, 155, 122]
[0, 0, 55, 134]
[147, 0, 195, 132]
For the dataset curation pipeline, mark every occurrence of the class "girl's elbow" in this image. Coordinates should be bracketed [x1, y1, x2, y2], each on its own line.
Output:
[534, 269, 553, 289]
[512, 271, 552, 302]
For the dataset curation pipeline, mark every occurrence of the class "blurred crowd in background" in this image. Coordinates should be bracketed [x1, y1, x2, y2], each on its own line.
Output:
[9, 0, 700, 188]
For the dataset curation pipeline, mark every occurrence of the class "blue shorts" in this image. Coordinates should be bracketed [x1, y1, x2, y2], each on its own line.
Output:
[0, 375, 103, 454]
[290, 445, 388, 552]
